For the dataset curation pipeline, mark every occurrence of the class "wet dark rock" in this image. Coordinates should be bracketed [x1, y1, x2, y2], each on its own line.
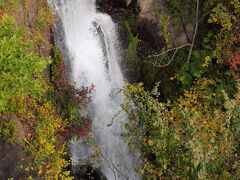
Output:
[0, 141, 31, 180]
[137, 41, 153, 58]
[97, 0, 137, 9]
[110, 10, 131, 49]
[137, 0, 194, 45]
[111, 10, 142, 82]
[136, 17, 165, 50]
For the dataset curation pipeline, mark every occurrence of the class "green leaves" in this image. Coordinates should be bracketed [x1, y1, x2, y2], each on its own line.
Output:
[123, 0, 240, 178]
[208, 3, 232, 30]
[125, 21, 139, 62]
[0, 0, 4, 8]
[0, 15, 15, 37]
[122, 80, 240, 179]
[175, 50, 208, 87]
[0, 119, 20, 144]
[0, 15, 49, 113]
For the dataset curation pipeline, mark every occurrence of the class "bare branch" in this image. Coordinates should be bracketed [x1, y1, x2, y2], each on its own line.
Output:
[141, 0, 200, 67]
[99, 151, 130, 180]
[101, 152, 117, 180]
[144, 43, 191, 59]
[187, 0, 199, 63]
[151, 48, 178, 68]
[198, 12, 209, 23]
[143, 43, 191, 68]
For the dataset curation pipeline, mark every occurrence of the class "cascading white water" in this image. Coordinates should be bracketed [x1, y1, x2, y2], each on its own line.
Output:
[48, 0, 140, 179]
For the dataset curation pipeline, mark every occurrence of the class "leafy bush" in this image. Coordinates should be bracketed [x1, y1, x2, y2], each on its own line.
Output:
[205, 0, 240, 64]
[0, 0, 19, 11]
[171, 0, 240, 91]
[0, 119, 19, 144]
[125, 20, 139, 62]
[35, 4, 54, 31]
[0, 15, 50, 113]
[122, 80, 240, 179]
[20, 98, 72, 179]
[0, 14, 72, 178]
[51, 48, 94, 121]
[0, 0, 4, 8]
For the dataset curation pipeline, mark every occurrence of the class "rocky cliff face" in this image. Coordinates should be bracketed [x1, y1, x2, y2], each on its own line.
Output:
[8, 0, 53, 57]
[0, 141, 32, 180]
[100, 0, 193, 46]
[136, 0, 193, 45]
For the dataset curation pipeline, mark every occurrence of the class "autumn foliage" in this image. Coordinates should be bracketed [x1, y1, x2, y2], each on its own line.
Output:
[122, 0, 240, 179]
[123, 80, 240, 179]
[225, 53, 240, 70]
[51, 48, 94, 112]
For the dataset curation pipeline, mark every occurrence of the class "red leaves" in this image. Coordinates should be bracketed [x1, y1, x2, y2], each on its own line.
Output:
[224, 53, 240, 71]
[62, 120, 92, 139]
[52, 57, 94, 113]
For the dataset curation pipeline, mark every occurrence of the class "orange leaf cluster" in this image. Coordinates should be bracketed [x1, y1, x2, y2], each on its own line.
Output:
[224, 53, 240, 70]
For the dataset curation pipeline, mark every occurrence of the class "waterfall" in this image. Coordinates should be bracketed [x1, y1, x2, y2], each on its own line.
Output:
[48, 0, 140, 179]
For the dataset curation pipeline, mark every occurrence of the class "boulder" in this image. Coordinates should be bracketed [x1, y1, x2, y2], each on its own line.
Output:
[136, 17, 165, 49]
[0, 141, 31, 180]
[138, 0, 155, 19]
[137, 0, 194, 45]
[97, 0, 136, 9]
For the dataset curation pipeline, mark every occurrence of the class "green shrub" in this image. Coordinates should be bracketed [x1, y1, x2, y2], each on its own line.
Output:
[35, 4, 54, 31]
[0, 0, 19, 11]
[0, 120, 19, 144]
[0, 15, 50, 113]
[125, 21, 139, 62]
[122, 80, 240, 179]
[0, 0, 4, 8]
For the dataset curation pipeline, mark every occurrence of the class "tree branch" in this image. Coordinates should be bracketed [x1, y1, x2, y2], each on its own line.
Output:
[151, 48, 178, 68]
[143, 43, 191, 68]
[187, 0, 199, 63]
[99, 151, 130, 180]
[142, 0, 199, 67]
[144, 43, 191, 59]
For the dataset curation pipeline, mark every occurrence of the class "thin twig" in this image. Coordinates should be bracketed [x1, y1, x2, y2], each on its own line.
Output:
[151, 48, 178, 68]
[144, 43, 191, 59]
[142, 0, 199, 67]
[198, 12, 209, 23]
[101, 152, 117, 180]
[144, 43, 191, 68]
[187, 0, 199, 63]
[99, 151, 129, 180]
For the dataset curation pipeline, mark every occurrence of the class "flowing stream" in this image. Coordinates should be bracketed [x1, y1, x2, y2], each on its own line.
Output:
[48, 0, 140, 179]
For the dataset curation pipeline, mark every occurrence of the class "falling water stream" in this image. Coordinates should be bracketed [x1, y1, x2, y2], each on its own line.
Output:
[48, 0, 140, 179]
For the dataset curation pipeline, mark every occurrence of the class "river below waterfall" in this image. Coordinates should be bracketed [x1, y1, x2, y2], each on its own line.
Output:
[48, 0, 140, 179]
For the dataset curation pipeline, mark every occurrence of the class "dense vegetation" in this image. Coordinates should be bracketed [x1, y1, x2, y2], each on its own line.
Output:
[123, 0, 240, 179]
[0, 1, 90, 179]
[0, 0, 239, 179]
[0, 14, 71, 179]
